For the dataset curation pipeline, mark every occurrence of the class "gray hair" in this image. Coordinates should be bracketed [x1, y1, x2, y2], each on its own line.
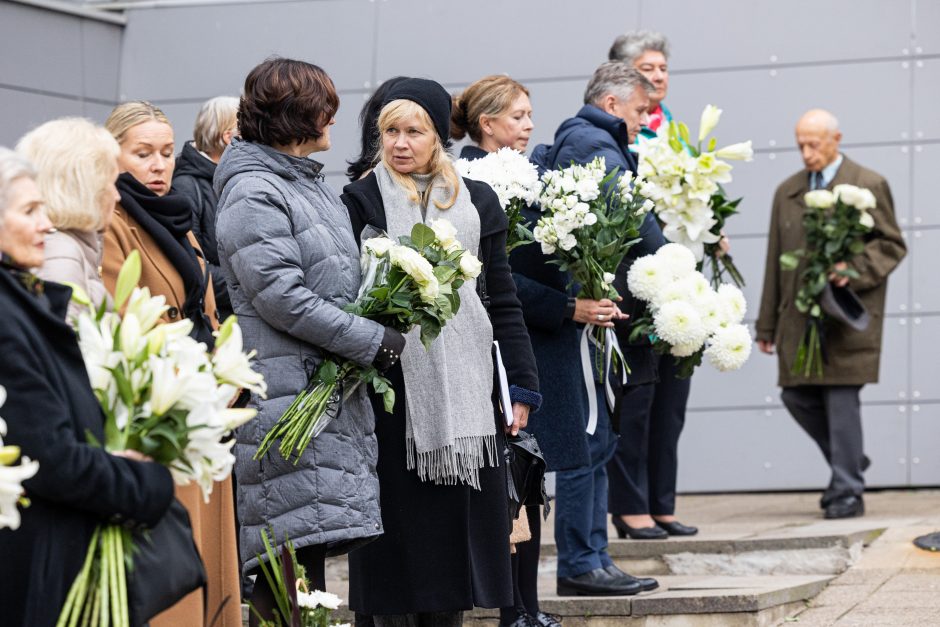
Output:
[608, 30, 671, 65]
[583, 62, 655, 106]
[0, 147, 36, 214]
[193, 96, 239, 155]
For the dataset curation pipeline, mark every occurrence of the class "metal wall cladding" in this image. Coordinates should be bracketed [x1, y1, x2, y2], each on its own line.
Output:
[1, 0, 936, 491]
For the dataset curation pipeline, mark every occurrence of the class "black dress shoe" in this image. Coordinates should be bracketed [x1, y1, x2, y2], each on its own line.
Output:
[824, 495, 865, 519]
[604, 564, 659, 592]
[557, 567, 644, 596]
[499, 611, 537, 627]
[655, 519, 699, 536]
[532, 611, 563, 627]
[611, 516, 669, 540]
[913, 531, 940, 552]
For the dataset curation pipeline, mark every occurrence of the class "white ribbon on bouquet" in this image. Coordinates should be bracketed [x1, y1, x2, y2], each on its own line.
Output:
[579, 324, 628, 435]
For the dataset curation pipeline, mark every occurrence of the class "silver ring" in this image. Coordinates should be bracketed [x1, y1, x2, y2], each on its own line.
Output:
[597, 314, 605, 321]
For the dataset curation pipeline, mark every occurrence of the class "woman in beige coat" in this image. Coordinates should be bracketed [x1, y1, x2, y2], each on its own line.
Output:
[16, 117, 121, 320]
[102, 101, 240, 627]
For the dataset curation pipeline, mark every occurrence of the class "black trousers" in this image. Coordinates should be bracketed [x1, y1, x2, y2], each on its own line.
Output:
[781, 384, 865, 506]
[608, 354, 691, 516]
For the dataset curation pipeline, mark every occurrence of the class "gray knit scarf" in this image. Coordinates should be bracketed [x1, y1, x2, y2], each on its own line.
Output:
[374, 161, 497, 488]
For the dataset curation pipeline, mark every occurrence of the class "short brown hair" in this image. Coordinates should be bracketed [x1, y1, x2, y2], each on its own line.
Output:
[238, 57, 339, 147]
[451, 75, 529, 144]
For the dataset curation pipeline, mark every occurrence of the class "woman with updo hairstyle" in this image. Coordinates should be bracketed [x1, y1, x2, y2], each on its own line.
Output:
[342, 77, 541, 627]
[103, 100, 242, 627]
[17, 117, 121, 322]
[451, 74, 533, 158]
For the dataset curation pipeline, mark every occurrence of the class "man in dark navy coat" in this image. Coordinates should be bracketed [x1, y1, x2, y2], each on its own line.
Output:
[530, 62, 664, 597]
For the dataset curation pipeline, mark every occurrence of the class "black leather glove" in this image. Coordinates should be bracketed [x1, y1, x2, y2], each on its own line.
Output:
[373, 326, 406, 371]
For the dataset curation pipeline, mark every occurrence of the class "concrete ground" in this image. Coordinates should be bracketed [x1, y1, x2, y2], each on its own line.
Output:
[628, 489, 940, 626]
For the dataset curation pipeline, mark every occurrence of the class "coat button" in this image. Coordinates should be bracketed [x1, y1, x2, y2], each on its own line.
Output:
[168, 306, 180, 319]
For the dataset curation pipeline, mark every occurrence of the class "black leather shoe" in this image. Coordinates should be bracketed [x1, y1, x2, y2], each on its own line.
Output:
[557, 567, 644, 596]
[611, 516, 668, 540]
[862, 454, 871, 472]
[532, 611, 563, 627]
[655, 519, 699, 536]
[824, 495, 865, 519]
[604, 564, 659, 592]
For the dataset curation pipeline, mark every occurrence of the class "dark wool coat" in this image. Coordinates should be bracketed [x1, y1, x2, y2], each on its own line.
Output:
[0, 269, 174, 627]
[530, 104, 667, 386]
[215, 139, 386, 573]
[756, 156, 907, 387]
[172, 141, 231, 319]
[341, 171, 539, 615]
[460, 144, 590, 471]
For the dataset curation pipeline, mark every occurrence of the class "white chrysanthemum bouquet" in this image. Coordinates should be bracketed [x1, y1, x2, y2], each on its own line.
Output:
[634, 104, 753, 288]
[256, 220, 481, 463]
[627, 243, 753, 378]
[456, 147, 542, 253]
[780, 184, 876, 377]
[59, 250, 266, 627]
[0, 385, 39, 531]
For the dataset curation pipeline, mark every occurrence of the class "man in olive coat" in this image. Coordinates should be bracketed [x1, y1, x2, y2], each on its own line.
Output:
[756, 109, 906, 519]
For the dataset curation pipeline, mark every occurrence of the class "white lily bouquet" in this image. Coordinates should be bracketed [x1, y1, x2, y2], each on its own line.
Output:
[253, 529, 350, 627]
[0, 385, 40, 530]
[780, 184, 876, 377]
[456, 147, 542, 252]
[58, 250, 266, 627]
[532, 156, 653, 432]
[627, 243, 753, 378]
[256, 220, 482, 463]
[634, 104, 753, 288]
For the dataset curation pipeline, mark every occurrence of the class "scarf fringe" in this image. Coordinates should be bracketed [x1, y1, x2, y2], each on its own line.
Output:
[405, 434, 499, 490]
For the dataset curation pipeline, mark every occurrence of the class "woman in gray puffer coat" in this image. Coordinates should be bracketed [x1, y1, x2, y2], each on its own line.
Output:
[214, 58, 405, 626]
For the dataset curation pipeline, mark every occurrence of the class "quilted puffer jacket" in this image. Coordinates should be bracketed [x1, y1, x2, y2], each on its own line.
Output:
[214, 138, 385, 572]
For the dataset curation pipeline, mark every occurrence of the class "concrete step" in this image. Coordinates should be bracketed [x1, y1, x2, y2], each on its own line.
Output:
[317, 573, 832, 627]
[538, 521, 885, 576]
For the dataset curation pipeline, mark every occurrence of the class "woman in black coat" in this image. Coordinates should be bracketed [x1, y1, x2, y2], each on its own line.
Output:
[341, 79, 540, 627]
[0, 148, 175, 626]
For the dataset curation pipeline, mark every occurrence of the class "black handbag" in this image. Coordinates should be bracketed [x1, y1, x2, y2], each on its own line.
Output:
[127, 497, 207, 626]
[504, 431, 549, 521]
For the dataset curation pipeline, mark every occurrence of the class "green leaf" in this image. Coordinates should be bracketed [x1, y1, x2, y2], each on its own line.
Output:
[216, 314, 237, 347]
[410, 223, 436, 249]
[382, 388, 396, 414]
[779, 251, 802, 271]
[113, 250, 141, 310]
[677, 122, 691, 146]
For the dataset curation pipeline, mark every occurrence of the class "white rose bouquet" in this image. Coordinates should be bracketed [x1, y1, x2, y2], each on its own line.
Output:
[0, 385, 40, 531]
[634, 104, 753, 288]
[456, 147, 542, 253]
[256, 220, 481, 463]
[252, 529, 350, 627]
[627, 243, 753, 378]
[59, 250, 266, 627]
[779, 184, 877, 377]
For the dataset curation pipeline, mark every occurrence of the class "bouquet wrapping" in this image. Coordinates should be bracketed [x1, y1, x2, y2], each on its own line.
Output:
[635, 104, 753, 288]
[456, 146, 542, 253]
[255, 220, 482, 463]
[532, 156, 653, 433]
[58, 251, 266, 627]
[780, 184, 877, 377]
[627, 243, 753, 378]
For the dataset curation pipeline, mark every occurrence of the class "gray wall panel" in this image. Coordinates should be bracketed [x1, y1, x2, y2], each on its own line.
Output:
[523, 79, 590, 152]
[915, 0, 940, 54]
[642, 0, 911, 70]
[912, 58, 940, 140]
[686, 343, 779, 411]
[860, 405, 911, 487]
[884, 236, 911, 316]
[375, 0, 637, 85]
[911, 315, 940, 401]
[120, 0, 376, 100]
[0, 3, 84, 96]
[860, 316, 910, 404]
[911, 403, 940, 485]
[81, 20, 122, 101]
[0, 88, 85, 146]
[912, 143, 940, 227]
[911, 229, 940, 313]
[667, 62, 911, 150]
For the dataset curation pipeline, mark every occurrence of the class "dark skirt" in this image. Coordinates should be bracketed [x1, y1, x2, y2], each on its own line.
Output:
[347, 366, 513, 615]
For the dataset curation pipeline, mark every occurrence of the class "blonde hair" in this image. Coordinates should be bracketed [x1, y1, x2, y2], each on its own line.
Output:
[377, 99, 458, 210]
[105, 100, 172, 145]
[451, 75, 529, 144]
[16, 118, 120, 232]
[193, 96, 239, 155]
